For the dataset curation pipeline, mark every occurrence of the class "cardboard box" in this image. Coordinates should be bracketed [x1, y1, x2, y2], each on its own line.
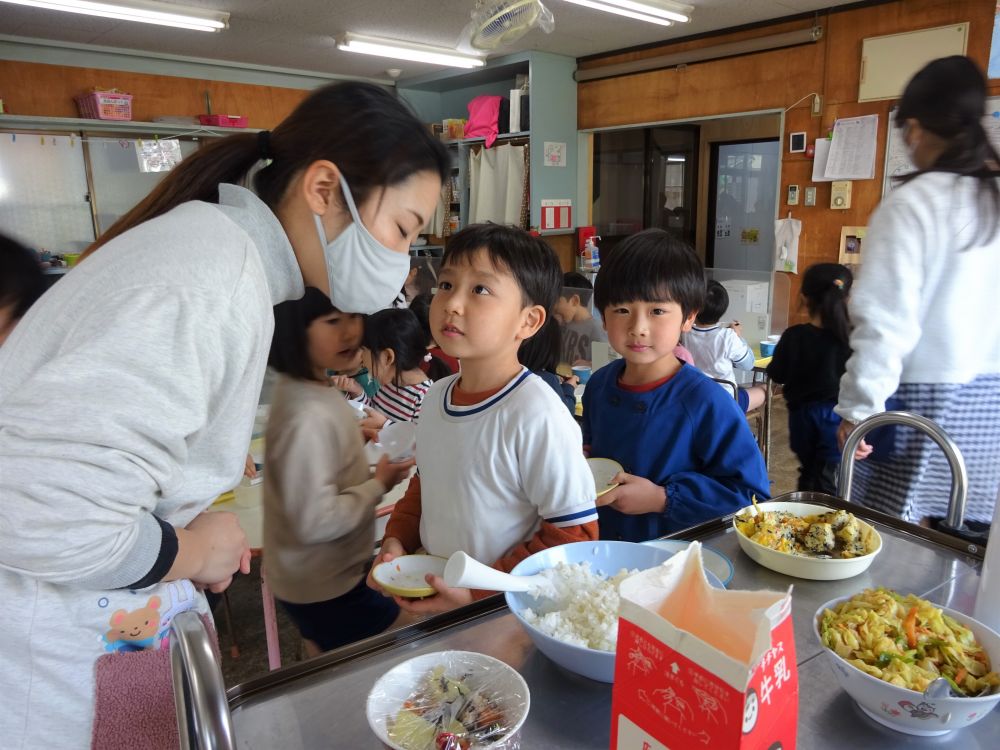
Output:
[611, 543, 797, 749]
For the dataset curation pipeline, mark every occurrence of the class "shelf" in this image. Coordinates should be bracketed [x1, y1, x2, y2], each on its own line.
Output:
[0, 114, 259, 137]
[442, 131, 530, 146]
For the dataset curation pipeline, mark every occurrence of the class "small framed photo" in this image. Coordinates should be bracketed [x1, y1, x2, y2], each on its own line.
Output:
[789, 132, 807, 153]
[839, 225, 867, 266]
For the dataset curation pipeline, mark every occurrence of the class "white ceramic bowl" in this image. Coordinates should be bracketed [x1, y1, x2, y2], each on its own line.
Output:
[813, 596, 1000, 736]
[366, 650, 529, 750]
[505, 541, 724, 683]
[733, 501, 881, 580]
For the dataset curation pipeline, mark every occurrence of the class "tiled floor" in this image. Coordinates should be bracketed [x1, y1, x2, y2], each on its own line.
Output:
[217, 396, 801, 688]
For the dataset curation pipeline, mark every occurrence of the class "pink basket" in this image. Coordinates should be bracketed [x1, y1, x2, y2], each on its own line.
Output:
[198, 114, 248, 128]
[75, 91, 133, 121]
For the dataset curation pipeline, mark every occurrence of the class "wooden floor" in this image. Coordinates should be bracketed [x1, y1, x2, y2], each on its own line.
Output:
[217, 397, 801, 687]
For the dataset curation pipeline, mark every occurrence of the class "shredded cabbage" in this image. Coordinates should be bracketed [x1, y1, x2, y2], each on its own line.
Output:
[820, 588, 1000, 696]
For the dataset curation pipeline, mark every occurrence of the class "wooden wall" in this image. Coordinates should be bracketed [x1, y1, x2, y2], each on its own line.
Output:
[578, 0, 1000, 324]
[0, 60, 309, 128]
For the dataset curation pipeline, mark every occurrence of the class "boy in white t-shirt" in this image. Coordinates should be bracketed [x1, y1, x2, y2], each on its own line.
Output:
[369, 225, 598, 614]
[684, 280, 765, 412]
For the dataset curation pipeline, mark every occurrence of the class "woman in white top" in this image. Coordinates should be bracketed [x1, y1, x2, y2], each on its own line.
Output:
[0, 82, 449, 748]
[835, 56, 1000, 528]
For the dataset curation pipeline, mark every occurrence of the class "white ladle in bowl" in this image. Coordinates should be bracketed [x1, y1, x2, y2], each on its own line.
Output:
[444, 552, 554, 595]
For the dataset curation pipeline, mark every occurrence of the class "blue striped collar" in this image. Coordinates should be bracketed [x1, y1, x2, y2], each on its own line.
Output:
[443, 368, 532, 417]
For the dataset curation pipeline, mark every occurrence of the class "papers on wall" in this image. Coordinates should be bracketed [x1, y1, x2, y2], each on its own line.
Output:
[883, 98, 1000, 195]
[823, 114, 879, 180]
[136, 138, 183, 173]
[811, 138, 833, 182]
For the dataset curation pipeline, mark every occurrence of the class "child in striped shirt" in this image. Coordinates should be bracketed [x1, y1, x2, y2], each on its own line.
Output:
[356, 308, 445, 435]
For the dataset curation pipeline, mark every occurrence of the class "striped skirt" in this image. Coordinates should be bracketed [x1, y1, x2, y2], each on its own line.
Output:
[849, 373, 1000, 524]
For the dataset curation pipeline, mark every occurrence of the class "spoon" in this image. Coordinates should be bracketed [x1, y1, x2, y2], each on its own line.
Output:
[923, 677, 960, 699]
[443, 552, 555, 595]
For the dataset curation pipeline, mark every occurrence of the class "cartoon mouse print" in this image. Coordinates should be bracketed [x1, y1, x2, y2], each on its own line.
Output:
[103, 596, 162, 652]
[898, 700, 939, 720]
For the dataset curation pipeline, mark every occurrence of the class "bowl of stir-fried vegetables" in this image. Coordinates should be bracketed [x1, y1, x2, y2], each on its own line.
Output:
[733, 499, 881, 580]
[366, 650, 529, 750]
[814, 588, 1000, 736]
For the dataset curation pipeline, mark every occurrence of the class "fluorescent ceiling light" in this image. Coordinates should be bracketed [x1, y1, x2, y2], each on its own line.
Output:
[338, 32, 485, 69]
[0, 0, 229, 31]
[561, 0, 692, 25]
[667, 154, 685, 162]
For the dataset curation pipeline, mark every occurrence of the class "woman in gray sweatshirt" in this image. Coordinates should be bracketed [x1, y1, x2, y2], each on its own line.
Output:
[0, 83, 449, 748]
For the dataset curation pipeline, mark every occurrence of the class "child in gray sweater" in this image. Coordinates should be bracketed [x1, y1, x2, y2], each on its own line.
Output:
[263, 288, 412, 653]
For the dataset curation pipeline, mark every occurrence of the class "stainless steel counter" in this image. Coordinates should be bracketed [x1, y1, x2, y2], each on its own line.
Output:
[227, 501, 996, 748]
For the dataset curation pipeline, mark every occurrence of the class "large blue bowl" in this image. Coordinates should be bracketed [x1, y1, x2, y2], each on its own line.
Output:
[504, 541, 724, 683]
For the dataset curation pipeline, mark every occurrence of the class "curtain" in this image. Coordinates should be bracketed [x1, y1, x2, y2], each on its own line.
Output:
[469, 143, 527, 226]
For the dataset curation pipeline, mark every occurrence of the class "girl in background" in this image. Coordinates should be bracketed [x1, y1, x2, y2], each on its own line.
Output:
[264, 289, 413, 654]
[409, 292, 460, 376]
[0, 233, 46, 347]
[767, 263, 852, 494]
[518, 317, 577, 415]
[340, 308, 442, 433]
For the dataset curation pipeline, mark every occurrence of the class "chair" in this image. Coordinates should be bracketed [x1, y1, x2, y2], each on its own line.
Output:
[711, 377, 768, 466]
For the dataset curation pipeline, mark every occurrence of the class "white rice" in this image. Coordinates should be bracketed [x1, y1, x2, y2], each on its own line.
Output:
[520, 562, 635, 652]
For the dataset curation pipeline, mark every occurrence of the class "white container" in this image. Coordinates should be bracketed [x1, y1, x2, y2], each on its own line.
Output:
[733, 501, 881, 580]
[813, 597, 1000, 736]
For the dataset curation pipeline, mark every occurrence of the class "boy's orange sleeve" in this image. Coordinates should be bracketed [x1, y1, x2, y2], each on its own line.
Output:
[382, 473, 423, 553]
[477, 520, 599, 599]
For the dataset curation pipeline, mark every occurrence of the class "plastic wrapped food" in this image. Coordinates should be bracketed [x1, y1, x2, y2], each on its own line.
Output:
[366, 651, 529, 750]
[820, 588, 1000, 696]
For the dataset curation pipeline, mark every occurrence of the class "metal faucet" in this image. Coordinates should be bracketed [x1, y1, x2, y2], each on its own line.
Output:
[838, 410, 968, 531]
[170, 611, 237, 750]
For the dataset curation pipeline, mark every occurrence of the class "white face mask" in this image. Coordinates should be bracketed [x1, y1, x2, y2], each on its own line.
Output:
[314, 174, 411, 314]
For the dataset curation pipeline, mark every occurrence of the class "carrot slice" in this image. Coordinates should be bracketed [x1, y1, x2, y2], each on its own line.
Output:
[903, 606, 918, 649]
[955, 667, 968, 684]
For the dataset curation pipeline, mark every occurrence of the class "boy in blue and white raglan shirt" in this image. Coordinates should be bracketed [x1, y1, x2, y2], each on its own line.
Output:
[582, 229, 769, 541]
[370, 225, 598, 615]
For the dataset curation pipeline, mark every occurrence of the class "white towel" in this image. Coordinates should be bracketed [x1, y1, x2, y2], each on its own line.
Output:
[773, 217, 801, 274]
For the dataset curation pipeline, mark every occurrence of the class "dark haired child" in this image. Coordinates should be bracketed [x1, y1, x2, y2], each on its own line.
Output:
[768, 263, 853, 494]
[684, 279, 766, 412]
[0, 233, 46, 347]
[554, 270, 607, 366]
[518, 317, 577, 414]
[371, 224, 598, 614]
[354, 308, 443, 434]
[583, 229, 769, 541]
[409, 292, 460, 377]
[263, 288, 413, 653]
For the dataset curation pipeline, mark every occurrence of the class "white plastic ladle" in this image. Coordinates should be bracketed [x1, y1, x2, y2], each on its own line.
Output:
[443, 551, 554, 595]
